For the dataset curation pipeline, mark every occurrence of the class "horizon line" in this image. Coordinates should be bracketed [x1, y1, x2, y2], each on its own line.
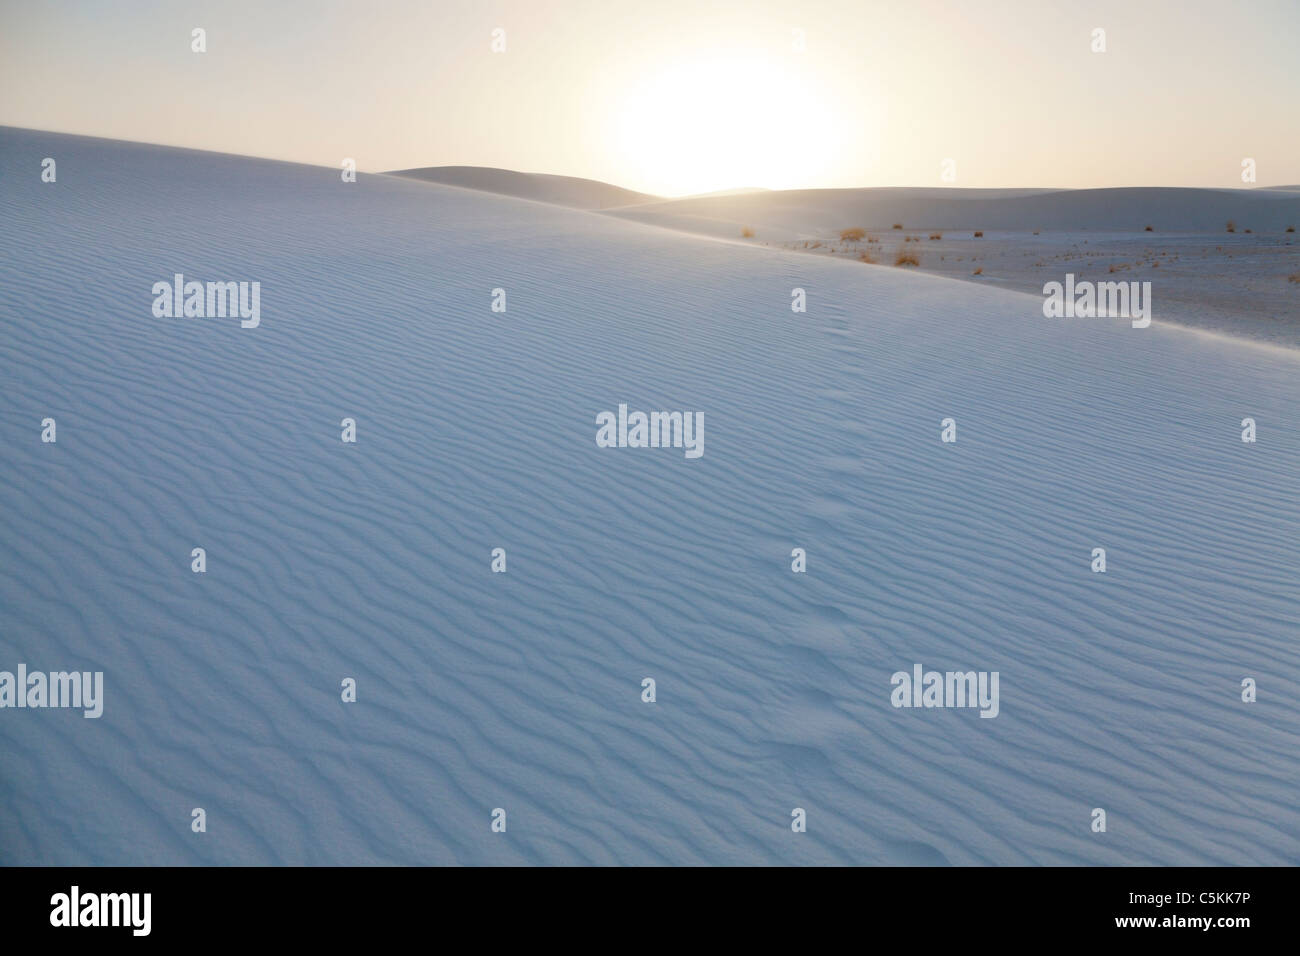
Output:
[5, 124, 1299, 197]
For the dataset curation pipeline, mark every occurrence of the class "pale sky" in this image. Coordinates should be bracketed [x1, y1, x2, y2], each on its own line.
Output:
[2, 0, 1297, 196]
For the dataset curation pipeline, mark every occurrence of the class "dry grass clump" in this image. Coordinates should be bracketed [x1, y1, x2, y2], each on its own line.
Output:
[929, 232, 942, 240]
[1287, 225, 1296, 233]
[973, 230, 984, 238]
[840, 228, 866, 241]
[1289, 273, 1300, 284]
[741, 226, 755, 238]
[892, 223, 904, 230]
[972, 267, 983, 275]
[858, 251, 877, 264]
[895, 250, 920, 267]
[1144, 225, 1154, 232]
[1226, 221, 1236, 233]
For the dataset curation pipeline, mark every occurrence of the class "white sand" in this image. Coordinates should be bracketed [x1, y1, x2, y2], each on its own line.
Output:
[3, 129, 1298, 864]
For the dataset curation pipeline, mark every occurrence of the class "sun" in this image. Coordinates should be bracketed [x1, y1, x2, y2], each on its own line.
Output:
[609, 53, 840, 197]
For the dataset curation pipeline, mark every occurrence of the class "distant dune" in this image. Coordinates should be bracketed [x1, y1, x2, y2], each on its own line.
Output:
[385, 166, 1300, 237]
[605, 185, 1300, 238]
[673, 186, 773, 199]
[387, 164, 661, 209]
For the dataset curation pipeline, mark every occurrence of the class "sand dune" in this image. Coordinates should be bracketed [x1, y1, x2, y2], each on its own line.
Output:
[387, 164, 660, 209]
[606, 185, 1300, 238]
[2, 127, 1299, 865]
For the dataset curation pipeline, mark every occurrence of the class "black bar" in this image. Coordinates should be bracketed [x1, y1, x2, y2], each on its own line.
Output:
[0, 866, 1276, 942]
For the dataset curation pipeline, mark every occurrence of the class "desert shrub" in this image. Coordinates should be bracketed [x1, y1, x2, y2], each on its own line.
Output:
[858, 251, 876, 264]
[892, 223, 903, 230]
[974, 230, 984, 238]
[1288, 225, 1296, 233]
[741, 226, 755, 238]
[929, 232, 942, 240]
[1144, 225, 1154, 231]
[895, 250, 920, 267]
[1226, 221, 1236, 233]
[972, 267, 983, 275]
[840, 228, 866, 241]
